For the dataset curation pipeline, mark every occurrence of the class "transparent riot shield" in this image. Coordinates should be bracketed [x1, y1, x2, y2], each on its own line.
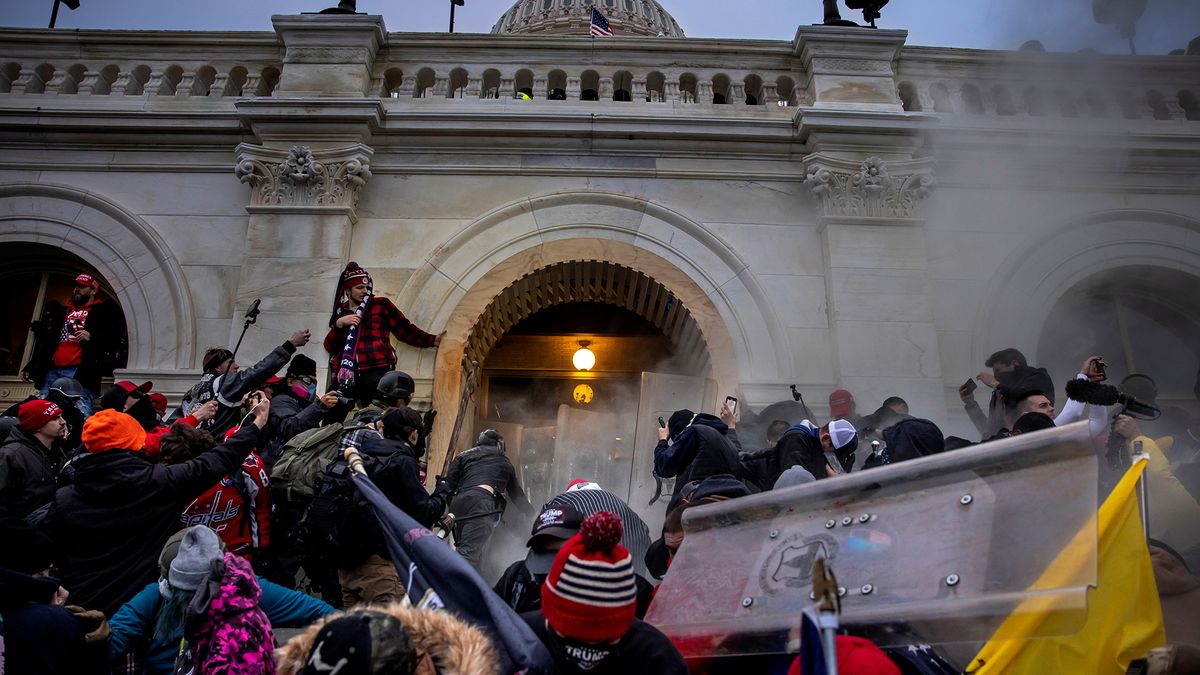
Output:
[644, 422, 1099, 656]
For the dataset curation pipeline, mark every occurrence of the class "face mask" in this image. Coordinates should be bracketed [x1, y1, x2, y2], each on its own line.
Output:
[307, 383, 318, 399]
[127, 396, 159, 431]
[291, 384, 312, 400]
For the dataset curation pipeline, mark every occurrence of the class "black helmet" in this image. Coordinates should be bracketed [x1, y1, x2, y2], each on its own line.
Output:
[49, 377, 87, 400]
[376, 370, 414, 404]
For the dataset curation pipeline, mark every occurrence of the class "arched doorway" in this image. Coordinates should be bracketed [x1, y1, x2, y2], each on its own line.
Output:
[461, 260, 717, 511]
[1038, 265, 1200, 429]
[0, 242, 128, 406]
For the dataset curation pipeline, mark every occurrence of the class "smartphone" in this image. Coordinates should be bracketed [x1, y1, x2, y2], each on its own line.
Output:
[658, 416, 666, 429]
[961, 378, 978, 394]
[724, 396, 738, 415]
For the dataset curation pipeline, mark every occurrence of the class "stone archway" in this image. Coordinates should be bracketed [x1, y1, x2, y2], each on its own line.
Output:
[0, 182, 196, 371]
[974, 209, 1200, 366]
[398, 190, 791, 469]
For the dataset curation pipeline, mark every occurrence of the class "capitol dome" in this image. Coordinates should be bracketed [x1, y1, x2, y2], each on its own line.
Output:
[491, 0, 684, 38]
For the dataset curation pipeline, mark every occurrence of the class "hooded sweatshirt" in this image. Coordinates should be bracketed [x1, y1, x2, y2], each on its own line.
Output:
[653, 414, 741, 498]
[41, 424, 259, 616]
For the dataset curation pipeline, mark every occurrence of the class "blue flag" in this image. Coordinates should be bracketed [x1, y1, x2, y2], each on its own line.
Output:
[350, 471, 555, 674]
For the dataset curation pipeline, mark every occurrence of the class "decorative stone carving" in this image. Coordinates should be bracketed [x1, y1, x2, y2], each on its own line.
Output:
[803, 155, 936, 219]
[234, 143, 373, 209]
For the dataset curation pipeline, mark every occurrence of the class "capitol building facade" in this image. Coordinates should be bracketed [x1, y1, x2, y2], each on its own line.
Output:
[1, 1, 1198, 491]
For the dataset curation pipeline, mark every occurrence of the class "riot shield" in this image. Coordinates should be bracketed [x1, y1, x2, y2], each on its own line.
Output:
[645, 422, 1099, 656]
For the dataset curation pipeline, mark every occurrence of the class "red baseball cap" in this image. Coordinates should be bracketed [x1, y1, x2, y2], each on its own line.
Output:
[73, 273, 101, 289]
[17, 400, 63, 433]
[148, 392, 169, 414]
[113, 380, 154, 396]
[829, 389, 855, 417]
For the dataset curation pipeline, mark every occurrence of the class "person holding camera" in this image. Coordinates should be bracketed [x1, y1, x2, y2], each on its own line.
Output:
[324, 262, 443, 407]
[176, 329, 312, 437]
[959, 348, 1054, 441]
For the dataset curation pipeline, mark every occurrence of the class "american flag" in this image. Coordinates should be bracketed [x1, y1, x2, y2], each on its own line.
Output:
[590, 6, 614, 37]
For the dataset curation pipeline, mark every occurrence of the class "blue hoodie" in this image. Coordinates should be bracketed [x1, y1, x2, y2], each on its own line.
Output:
[108, 576, 334, 674]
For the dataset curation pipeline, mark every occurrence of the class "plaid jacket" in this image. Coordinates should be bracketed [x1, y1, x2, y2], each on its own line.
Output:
[324, 296, 436, 371]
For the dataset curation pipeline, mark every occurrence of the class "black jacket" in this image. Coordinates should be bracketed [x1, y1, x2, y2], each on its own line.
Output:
[41, 424, 258, 617]
[23, 299, 125, 394]
[261, 390, 328, 469]
[771, 427, 830, 484]
[446, 443, 529, 512]
[360, 434, 448, 529]
[174, 341, 296, 437]
[653, 414, 741, 498]
[0, 567, 101, 674]
[521, 612, 687, 675]
[0, 427, 66, 520]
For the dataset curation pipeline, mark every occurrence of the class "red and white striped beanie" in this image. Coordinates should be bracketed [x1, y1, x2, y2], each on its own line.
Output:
[540, 511, 637, 643]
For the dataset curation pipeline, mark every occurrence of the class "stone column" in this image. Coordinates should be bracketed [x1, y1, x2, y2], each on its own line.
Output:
[793, 26, 907, 111]
[231, 144, 373, 374]
[801, 153, 943, 417]
[227, 14, 386, 378]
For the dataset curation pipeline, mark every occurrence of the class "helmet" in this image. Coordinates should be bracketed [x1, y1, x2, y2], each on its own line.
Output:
[376, 370, 415, 404]
[49, 377, 87, 400]
[477, 428, 504, 447]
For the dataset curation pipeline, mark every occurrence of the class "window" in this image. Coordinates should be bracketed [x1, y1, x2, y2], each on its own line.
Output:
[624, 0, 634, 10]
[643, 3, 653, 19]
[524, 1, 535, 16]
[0, 243, 128, 380]
[605, 0, 615, 6]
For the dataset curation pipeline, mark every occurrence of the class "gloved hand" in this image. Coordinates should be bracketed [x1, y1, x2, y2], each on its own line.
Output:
[436, 513, 455, 532]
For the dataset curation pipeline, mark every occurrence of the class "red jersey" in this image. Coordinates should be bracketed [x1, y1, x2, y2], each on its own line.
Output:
[52, 301, 98, 367]
[180, 453, 271, 558]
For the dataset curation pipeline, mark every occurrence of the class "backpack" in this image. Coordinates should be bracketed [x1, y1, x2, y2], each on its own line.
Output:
[305, 456, 370, 566]
[270, 423, 348, 506]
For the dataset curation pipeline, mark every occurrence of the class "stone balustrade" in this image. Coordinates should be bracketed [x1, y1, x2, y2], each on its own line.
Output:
[0, 27, 1197, 122]
[897, 47, 1200, 122]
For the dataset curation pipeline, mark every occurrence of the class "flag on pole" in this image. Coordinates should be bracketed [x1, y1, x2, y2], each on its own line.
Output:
[590, 7, 614, 36]
[349, 467, 555, 674]
[967, 457, 1165, 674]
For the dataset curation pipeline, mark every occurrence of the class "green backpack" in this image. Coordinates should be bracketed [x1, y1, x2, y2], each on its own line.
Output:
[270, 423, 348, 505]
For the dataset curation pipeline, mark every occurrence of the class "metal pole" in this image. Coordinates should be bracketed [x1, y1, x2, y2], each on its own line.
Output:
[1134, 440, 1149, 539]
[49, 0, 62, 28]
[449, 0, 456, 33]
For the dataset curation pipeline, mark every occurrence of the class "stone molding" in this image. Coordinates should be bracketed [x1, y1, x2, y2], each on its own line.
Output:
[234, 143, 373, 210]
[802, 153, 935, 220]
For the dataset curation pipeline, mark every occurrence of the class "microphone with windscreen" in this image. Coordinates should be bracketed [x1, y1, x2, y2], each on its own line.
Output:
[1065, 379, 1160, 419]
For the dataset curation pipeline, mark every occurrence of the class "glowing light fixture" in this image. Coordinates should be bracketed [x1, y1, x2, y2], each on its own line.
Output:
[573, 383, 594, 404]
[572, 340, 596, 371]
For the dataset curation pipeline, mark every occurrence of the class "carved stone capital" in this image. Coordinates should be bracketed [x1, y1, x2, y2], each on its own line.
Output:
[803, 154, 935, 221]
[234, 143, 373, 211]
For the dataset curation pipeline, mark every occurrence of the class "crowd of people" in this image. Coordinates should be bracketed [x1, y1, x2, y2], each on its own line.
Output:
[2, 264, 1199, 674]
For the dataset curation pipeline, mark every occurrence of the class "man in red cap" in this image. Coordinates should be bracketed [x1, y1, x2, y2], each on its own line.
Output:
[0, 400, 67, 519]
[324, 261, 444, 406]
[21, 272, 124, 415]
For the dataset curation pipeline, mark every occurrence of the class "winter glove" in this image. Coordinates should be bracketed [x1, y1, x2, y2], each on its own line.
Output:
[67, 605, 111, 644]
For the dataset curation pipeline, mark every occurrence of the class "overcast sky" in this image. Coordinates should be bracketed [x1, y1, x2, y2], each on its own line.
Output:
[3, 0, 1197, 54]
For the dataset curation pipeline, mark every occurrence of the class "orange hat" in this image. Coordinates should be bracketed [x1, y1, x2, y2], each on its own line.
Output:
[82, 409, 147, 453]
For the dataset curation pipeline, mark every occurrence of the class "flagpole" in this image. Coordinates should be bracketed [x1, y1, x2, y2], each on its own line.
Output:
[449, 0, 456, 33]
[48, 0, 62, 28]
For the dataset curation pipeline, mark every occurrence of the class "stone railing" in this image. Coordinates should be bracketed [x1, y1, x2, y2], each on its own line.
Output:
[1, 26, 1198, 122]
[0, 29, 282, 97]
[897, 46, 1200, 122]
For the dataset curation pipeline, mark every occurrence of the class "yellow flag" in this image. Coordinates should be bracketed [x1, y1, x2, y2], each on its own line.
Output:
[968, 459, 1165, 674]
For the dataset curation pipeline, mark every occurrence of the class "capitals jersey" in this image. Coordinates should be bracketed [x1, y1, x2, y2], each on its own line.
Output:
[181, 453, 271, 558]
